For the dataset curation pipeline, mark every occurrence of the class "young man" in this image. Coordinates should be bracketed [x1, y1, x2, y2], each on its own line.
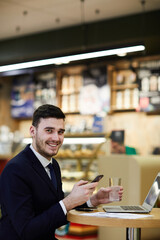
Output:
[0, 104, 123, 240]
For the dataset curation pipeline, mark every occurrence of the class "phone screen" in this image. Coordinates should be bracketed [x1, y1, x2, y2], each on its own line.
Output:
[91, 174, 104, 183]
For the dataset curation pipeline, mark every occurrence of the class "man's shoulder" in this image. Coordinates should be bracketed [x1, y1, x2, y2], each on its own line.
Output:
[3, 145, 32, 170]
[12, 144, 31, 160]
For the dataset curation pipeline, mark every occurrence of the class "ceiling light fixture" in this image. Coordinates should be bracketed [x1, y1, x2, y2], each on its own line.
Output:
[0, 45, 145, 73]
[117, 52, 127, 57]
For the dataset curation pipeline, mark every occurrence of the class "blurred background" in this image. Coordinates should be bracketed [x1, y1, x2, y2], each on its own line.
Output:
[0, 1, 160, 240]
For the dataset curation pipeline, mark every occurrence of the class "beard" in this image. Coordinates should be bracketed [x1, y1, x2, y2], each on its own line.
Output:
[34, 135, 61, 159]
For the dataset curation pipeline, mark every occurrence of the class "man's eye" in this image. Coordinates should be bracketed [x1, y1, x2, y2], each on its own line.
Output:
[58, 131, 64, 135]
[46, 129, 52, 133]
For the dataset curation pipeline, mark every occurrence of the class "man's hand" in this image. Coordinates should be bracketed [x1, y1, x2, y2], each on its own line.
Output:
[63, 180, 98, 211]
[90, 186, 123, 207]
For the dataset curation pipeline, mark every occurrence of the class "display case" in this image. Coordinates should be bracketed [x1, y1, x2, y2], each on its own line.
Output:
[55, 133, 107, 194]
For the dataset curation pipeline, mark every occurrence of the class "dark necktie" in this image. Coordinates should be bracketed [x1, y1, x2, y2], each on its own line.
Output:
[48, 163, 57, 190]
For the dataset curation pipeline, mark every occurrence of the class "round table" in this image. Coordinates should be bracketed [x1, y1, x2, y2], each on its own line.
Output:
[67, 208, 160, 240]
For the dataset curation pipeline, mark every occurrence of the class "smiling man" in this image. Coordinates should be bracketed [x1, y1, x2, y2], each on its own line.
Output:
[0, 104, 123, 240]
[31, 118, 65, 159]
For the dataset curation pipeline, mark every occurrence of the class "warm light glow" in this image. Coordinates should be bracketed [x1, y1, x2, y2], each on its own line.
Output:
[63, 137, 106, 144]
[0, 45, 145, 73]
[117, 52, 127, 57]
[23, 137, 106, 145]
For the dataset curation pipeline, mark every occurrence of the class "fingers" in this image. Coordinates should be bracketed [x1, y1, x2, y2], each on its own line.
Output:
[87, 182, 98, 189]
[74, 181, 98, 199]
[76, 180, 98, 190]
[81, 183, 98, 201]
[118, 187, 123, 201]
[84, 182, 98, 196]
[119, 186, 123, 194]
[99, 187, 112, 193]
[76, 180, 88, 186]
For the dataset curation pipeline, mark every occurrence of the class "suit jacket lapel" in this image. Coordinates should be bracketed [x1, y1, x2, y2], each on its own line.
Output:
[25, 145, 59, 198]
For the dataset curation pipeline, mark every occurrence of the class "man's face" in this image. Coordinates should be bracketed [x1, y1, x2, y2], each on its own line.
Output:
[111, 140, 125, 154]
[30, 118, 65, 160]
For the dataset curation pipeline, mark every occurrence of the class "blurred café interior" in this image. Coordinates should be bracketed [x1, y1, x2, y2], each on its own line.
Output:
[0, 0, 160, 239]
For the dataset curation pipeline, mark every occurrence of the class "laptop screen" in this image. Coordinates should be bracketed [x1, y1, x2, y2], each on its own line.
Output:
[143, 175, 160, 210]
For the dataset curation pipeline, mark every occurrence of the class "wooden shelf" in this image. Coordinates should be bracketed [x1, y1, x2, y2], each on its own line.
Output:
[146, 110, 160, 115]
[56, 155, 96, 160]
[64, 132, 107, 138]
[0, 154, 12, 160]
[58, 90, 80, 96]
[63, 111, 80, 115]
[111, 83, 138, 90]
[110, 107, 137, 112]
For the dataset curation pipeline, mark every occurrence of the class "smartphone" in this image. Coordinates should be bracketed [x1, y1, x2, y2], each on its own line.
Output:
[75, 207, 96, 212]
[91, 174, 104, 183]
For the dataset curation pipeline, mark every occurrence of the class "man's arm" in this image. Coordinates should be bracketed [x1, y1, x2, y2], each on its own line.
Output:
[63, 180, 98, 211]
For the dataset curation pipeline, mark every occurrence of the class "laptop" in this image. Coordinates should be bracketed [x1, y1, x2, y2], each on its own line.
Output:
[103, 172, 160, 213]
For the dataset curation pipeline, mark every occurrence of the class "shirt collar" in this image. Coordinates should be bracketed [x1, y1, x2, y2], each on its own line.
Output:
[30, 144, 51, 168]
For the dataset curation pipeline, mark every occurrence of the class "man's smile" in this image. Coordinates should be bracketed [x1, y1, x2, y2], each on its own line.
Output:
[47, 142, 60, 149]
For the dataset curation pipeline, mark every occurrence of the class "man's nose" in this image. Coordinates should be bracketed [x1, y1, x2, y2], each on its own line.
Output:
[51, 132, 59, 140]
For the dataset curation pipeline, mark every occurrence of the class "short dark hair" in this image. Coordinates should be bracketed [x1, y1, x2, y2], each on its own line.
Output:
[32, 104, 65, 127]
[110, 130, 124, 144]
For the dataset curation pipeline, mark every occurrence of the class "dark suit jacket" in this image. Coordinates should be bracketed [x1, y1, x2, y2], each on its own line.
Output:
[0, 145, 68, 240]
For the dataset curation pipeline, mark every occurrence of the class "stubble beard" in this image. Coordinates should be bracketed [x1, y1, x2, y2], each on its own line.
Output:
[35, 136, 59, 159]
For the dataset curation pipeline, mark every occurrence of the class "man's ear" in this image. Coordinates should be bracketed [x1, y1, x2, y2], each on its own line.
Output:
[30, 125, 35, 137]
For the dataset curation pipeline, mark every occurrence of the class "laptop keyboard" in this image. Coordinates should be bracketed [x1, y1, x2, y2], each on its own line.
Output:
[121, 206, 144, 210]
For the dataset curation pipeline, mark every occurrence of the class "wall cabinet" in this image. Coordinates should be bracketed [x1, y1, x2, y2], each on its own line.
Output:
[59, 74, 83, 113]
[109, 68, 139, 112]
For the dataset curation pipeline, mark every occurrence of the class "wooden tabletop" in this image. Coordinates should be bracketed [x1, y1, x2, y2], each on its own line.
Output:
[67, 208, 160, 229]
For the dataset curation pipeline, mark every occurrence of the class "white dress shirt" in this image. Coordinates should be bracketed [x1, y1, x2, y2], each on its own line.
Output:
[30, 144, 67, 215]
